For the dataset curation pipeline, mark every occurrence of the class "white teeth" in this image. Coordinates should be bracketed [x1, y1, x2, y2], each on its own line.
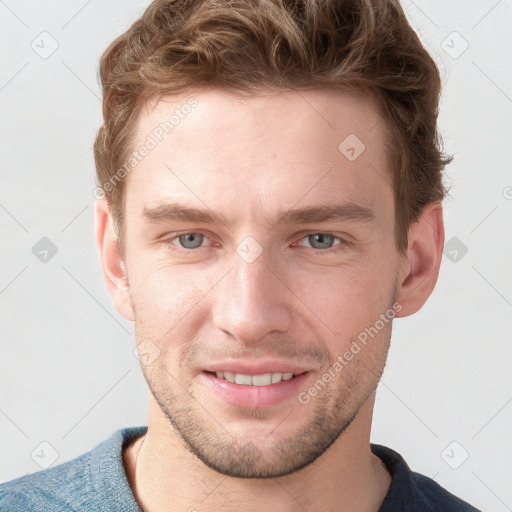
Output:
[271, 372, 282, 384]
[235, 373, 253, 385]
[252, 373, 272, 386]
[223, 371, 235, 383]
[213, 371, 296, 386]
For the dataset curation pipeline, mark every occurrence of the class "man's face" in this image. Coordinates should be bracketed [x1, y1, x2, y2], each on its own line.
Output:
[122, 88, 403, 478]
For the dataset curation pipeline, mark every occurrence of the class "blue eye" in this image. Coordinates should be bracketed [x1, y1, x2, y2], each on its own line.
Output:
[175, 233, 206, 249]
[301, 233, 341, 250]
[295, 233, 345, 254]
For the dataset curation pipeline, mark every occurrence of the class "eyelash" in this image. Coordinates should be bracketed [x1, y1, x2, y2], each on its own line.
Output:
[158, 232, 348, 256]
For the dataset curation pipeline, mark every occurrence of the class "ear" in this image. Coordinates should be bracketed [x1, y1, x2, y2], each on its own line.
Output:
[94, 199, 135, 322]
[395, 201, 444, 318]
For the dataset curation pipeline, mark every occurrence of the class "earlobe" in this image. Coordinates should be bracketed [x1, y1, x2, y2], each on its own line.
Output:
[395, 202, 444, 318]
[94, 199, 135, 322]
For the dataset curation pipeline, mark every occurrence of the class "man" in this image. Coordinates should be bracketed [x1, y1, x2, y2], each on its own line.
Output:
[0, 0, 482, 510]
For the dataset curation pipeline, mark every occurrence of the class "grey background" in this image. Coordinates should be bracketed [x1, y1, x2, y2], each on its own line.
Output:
[1, 1, 511, 510]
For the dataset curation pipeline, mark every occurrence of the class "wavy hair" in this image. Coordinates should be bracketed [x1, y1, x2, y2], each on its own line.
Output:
[94, 0, 452, 252]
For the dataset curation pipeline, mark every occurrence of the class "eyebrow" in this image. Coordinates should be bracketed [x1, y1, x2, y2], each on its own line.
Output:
[142, 202, 375, 227]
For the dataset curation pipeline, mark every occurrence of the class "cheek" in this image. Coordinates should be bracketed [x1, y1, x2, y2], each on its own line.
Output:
[129, 273, 197, 374]
[128, 257, 212, 334]
[290, 255, 397, 338]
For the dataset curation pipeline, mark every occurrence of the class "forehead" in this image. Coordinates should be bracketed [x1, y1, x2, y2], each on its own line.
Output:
[125, 88, 392, 223]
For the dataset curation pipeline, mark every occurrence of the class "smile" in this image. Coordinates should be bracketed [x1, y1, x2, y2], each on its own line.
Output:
[211, 371, 298, 386]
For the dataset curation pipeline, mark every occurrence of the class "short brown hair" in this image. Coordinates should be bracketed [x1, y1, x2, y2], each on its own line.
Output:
[94, 0, 452, 253]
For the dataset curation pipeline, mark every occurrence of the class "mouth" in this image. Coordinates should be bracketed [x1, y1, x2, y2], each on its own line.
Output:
[204, 370, 304, 386]
[200, 370, 310, 408]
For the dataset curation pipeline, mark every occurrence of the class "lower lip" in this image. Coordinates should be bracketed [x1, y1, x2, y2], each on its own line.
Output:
[200, 371, 310, 408]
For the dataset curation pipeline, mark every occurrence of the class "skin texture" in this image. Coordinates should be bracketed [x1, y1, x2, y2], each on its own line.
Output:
[95, 88, 444, 512]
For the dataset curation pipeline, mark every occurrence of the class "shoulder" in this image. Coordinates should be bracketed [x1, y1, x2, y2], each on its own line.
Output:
[0, 426, 147, 512]
[371, 444, 482, 512]
[0, 449, 92, 512]
[407, 471, 482, 512]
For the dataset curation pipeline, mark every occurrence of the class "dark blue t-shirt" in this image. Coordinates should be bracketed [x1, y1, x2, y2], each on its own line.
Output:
[0, 425, 481, 511]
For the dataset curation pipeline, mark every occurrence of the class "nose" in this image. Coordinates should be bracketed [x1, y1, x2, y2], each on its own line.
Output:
[212, 248, 293, 344]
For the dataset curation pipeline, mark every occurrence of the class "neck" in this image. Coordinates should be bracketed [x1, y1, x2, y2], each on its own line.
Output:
[123, 394, 390, 512]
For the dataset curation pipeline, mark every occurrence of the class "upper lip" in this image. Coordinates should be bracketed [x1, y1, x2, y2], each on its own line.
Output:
[202, 360, 310, 376]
